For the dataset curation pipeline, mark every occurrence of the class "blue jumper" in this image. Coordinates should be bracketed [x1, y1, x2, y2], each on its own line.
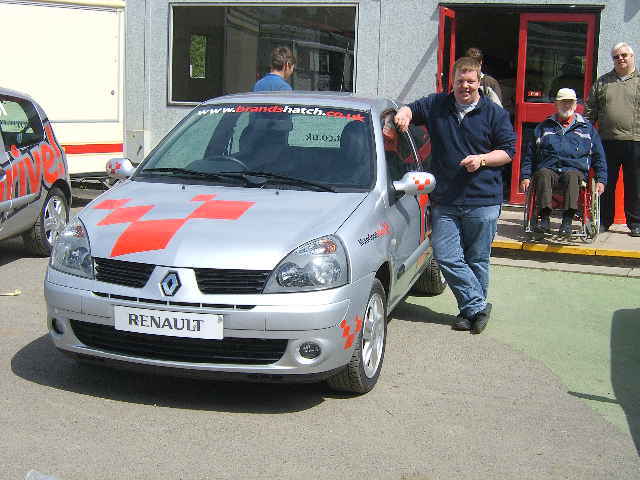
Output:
[253, 73, 292, 92]
[408, 93, 516, 206]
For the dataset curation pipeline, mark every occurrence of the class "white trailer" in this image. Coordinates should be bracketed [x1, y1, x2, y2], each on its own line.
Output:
[0, 0, 124, 196]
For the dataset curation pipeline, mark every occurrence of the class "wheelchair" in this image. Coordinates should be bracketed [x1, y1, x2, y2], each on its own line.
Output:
[523, 169, 600, 242]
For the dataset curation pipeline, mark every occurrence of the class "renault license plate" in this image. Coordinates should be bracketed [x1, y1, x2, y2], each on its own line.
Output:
[114, 306, 223, 339]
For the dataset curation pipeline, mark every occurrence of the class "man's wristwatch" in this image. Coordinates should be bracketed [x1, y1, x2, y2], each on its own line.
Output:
[480, 157, 487, 167]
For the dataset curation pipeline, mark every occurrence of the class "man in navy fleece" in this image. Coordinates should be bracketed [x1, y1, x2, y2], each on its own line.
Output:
[253, 47, 296, 92]
[395, 56, 516, 334]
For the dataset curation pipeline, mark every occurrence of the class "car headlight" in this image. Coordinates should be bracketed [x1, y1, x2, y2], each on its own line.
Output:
[263, 236, 349, 293]
[50, 218, 94, 279]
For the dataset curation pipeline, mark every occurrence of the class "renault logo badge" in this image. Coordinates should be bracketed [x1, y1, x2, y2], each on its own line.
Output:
[160, 271, 181, 296]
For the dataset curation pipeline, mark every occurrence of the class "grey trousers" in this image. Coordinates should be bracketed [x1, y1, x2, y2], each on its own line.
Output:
[534, 168, 583, 213]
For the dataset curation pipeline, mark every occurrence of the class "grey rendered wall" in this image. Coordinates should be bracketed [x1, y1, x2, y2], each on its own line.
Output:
[597, 0, 640, 77]
[124, 0, 640, 159]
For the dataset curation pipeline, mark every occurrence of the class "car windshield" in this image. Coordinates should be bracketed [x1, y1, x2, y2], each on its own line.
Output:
[138, 103, 374, 190]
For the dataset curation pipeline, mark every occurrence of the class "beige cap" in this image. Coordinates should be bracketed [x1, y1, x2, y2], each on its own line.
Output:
[555, 88, 577, 101]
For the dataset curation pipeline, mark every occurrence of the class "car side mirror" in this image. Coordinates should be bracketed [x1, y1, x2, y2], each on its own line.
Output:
[106, 157, 135, 180]
[393, 171, 436, 196]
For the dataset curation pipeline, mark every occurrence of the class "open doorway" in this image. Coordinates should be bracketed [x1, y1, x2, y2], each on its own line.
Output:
[456, 9, 519, 201]
[456, 10, 520, 116]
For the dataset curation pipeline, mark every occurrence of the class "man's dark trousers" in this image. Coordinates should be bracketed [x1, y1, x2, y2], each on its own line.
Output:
[601, 140, 640, 229]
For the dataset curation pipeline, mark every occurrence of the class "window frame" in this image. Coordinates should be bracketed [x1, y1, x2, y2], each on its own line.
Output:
[167, 2, 360, 106]
[0, 95, 45, 151]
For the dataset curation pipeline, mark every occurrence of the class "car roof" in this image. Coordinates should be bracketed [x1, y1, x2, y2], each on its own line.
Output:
[203, 91, 398, 113]
[0, 86, 34, 101]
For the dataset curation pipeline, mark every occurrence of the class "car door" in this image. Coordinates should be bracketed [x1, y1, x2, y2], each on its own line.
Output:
[0, 95, 45, 239]
[381, 112, 422, 305]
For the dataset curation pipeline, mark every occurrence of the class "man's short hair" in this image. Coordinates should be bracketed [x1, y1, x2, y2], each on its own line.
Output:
[466, 47, 483, 63]
[271, 46, 296, 71]
[611, 42, 634, 56]
[453, 57, 481, 81]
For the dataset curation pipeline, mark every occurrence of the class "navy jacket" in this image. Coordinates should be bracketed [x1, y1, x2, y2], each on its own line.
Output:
[520, 113, 607, 185]
[408, 93, 516, 206]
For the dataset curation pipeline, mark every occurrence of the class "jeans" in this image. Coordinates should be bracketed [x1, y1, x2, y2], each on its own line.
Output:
[431, 204, 501, 319]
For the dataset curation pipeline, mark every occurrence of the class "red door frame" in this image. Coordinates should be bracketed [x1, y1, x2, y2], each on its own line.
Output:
[437, 7, 456, 93]
[511, 13, 597, 203]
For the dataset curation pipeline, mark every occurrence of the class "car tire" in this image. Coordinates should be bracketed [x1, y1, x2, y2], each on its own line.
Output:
[23, 186, 69, 256]
[412, 256, 447, 295]
[326, 278, 387, 394]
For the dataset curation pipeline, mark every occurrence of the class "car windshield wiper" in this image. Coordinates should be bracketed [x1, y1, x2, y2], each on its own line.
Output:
[232, 171, 337, 192]
[137, 167, 246, 184]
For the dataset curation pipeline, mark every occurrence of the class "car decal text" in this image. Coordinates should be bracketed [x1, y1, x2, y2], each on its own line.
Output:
[0, 123, 65, 205]
[357, 222, 391, 247]
[198, 105, 366, 122]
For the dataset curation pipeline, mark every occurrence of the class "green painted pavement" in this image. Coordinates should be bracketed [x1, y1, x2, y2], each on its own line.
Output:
[403, 264, 640, 450]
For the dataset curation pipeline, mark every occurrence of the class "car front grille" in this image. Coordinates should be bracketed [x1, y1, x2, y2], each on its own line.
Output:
[93, 258, 270, 294]
[70, 320, 287, 365]
[94, 258, 155, 288]
[194, 268, 271, 294]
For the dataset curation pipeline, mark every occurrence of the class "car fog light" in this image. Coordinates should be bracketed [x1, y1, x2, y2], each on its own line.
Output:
[51, 318, 64, 335]
[299, 342, 321, 359]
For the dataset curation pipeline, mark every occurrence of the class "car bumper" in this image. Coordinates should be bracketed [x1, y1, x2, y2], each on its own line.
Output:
[44, 269, 374, 379]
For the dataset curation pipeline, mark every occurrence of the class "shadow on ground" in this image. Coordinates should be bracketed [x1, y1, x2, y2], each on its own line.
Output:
[0, 237, 39, 267]
[611, 308, 640, 454]
[10, 335, 357, 414]
[567, 308, 640, 455]
[391, 300, 455, 326]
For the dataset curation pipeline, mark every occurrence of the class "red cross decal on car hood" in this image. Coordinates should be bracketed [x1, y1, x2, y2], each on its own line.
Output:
[93, 194, 254, 257]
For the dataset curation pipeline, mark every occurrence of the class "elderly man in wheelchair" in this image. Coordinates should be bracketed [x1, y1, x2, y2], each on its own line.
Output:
[520, 88, 607, 239]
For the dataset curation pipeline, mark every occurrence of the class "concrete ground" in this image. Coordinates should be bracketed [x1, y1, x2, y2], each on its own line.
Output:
[1, 201, 639, 479]
[1, 236, 639, 479]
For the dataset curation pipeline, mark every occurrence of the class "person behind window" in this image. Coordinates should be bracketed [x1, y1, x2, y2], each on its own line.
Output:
[253, 47, 297, 92]
[466, 47, 503, 105]
[520, 88, 607, 236]
[585, 42, 640, 237]
[394, 56, 516, 335]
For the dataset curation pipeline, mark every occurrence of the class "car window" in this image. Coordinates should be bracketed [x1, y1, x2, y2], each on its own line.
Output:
[408, 125, 432, 172]
[0, 97, 44, 150]
[141, 104, 374, 190]
[149, 111, 226, 169]
[381, 112, 418, 182]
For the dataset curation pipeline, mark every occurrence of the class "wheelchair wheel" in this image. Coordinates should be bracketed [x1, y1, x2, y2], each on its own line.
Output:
[523, 184, 537, 237]
[583, 177, 600, 242]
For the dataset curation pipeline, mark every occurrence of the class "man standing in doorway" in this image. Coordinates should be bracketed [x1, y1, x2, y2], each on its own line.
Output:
[585, 42, 640, 236]
[394, 57, 516, 334]
[253, 46, 296, 92]
[466, 47, 503, 105]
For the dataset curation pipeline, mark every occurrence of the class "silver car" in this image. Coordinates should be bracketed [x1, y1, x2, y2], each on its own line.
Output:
[1, 87, 71, 255]
[45, 92, 445, 393]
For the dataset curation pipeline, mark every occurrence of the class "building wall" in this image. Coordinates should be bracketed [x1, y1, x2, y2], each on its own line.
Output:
[125, 0, 640, 161]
